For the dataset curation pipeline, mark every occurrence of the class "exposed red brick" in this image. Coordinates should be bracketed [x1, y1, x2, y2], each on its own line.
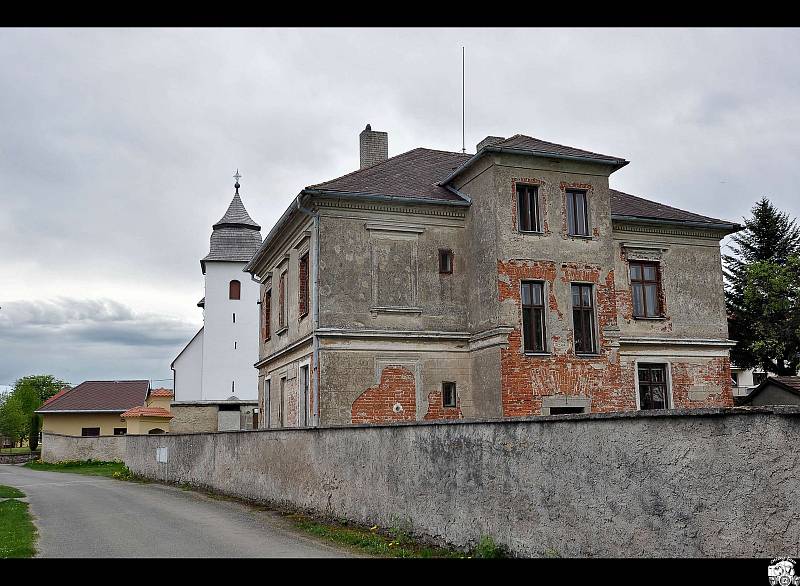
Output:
[669, 356, 734, 408]
[351, 366, 416, 424]
[423, 389, 463, 421]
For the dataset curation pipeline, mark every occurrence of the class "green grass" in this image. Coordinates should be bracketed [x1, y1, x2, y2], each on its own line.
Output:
[287, 513, 473, 558]
[0, 485, 25, 499]
[0, 488, 37, 558]
[23, 459, 134, 479]
[0, 446, 40, 455]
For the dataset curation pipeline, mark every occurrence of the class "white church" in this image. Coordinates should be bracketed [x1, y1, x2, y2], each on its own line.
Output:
[171, 175, 263, 432]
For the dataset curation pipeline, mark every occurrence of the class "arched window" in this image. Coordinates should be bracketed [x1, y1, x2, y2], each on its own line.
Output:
[148, 428, 165, 434]
[229, 280, 241, 300]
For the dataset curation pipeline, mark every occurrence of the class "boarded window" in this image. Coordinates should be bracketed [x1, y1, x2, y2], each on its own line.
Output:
[81, 427, 100, 437]
[263, 289, 271, 341]
[517, 184, 541, 232]
[572, 283, 596, 354]
[299, 252, 310, 318]
[229, 280, 241, 300]
[442, 381, 457, 408]
[279, 271, 287, 329]
[566, 190, 589, 236]
[521, 281, 547, 353]
[630, 261, 661, 317]
[638, 363, 669, 410]
[439, 249, 453, 274]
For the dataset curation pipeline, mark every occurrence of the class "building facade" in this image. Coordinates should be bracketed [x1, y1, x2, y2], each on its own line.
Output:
[171, 179, 262, 431]
[244, 127, 740, 428]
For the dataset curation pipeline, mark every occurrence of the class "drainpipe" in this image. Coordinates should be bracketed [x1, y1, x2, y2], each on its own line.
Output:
[296, 195, 321, 427]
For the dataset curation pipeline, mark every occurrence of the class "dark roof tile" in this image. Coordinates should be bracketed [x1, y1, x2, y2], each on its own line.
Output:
[37, 380, 149, 412]
[490, 134, 627, 165]
[610, 189, 735, 226]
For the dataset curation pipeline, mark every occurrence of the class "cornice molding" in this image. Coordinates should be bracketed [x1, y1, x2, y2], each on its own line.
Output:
[612, 220, 728, 240]
[315, 198, 467, 219]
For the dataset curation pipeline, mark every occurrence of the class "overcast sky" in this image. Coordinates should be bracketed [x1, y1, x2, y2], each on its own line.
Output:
[1, 28, 798, 388]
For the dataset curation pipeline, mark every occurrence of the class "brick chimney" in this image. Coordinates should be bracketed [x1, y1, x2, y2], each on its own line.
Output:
[476, 136, 505, 152]
[359, 124, 388, 169]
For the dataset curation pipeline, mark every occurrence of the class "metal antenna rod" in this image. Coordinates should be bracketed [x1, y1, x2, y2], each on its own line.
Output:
[462, 46, 466, 154]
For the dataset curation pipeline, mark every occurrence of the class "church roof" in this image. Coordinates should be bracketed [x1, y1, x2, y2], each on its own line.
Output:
[213, 192, 261, 230]
[202, 187, 262, 273]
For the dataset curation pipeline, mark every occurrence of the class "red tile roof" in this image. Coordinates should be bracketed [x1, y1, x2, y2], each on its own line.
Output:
[36, 380, 149, 413]
[149, 388, 174, 398]
[121, 406, 173, 419]
[40, 387, 71, 408]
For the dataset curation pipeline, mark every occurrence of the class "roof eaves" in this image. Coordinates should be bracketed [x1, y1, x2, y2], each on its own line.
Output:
[611, 214, 742, 233]
[439, 145, 629, 187]
[304, 188, 471, 207]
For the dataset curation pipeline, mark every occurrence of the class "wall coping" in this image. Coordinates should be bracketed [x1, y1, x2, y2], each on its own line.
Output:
[43, 406, 798, 439]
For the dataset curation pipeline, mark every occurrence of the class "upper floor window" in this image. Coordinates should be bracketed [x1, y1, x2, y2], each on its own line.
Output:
[517, 184, 541, 232]
[521, 281, 547, 353]
[229, 280, 241, 300]
[439, 249, 453, 274]
[566, 190, 589, 237]
[299, 252, 310, 318]
[637, 363, 669, 410]
[630, 261, 661, 317]
[262, 289, 271, 341]
[278, 271, 287, 330]
[571, 283, 596, 354]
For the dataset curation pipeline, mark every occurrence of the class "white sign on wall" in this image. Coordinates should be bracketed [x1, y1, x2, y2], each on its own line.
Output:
[156, 446, 168, 463]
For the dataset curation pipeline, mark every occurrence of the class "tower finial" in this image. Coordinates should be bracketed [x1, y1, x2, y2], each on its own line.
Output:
[233, 169, 241, 195]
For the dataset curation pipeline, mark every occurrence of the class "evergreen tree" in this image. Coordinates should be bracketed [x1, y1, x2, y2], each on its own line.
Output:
[724, 198, 800, 375]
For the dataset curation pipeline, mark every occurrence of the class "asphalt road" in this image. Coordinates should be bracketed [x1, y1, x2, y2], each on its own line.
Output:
[0, 464, 353, 558]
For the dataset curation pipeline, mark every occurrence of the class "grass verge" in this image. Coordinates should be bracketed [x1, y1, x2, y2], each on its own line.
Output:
[0, 485, 25, 499]
[0, 487, 36, 558]
[286, 513, 506, 558]
[23, 459, 145, 481]
[0, 446, 40, 455]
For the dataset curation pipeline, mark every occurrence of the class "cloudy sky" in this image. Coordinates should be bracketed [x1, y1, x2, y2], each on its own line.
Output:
[1, 28, 798, 388]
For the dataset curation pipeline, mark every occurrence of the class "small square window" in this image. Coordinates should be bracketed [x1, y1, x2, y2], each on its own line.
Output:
[439, 249, 453, 274]
[113, 428, 127, 436]
[442, 382, 457, 407]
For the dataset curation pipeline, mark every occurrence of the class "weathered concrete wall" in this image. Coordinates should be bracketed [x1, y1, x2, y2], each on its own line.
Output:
[120, 408, 800, 557]
[42, 432, 126, 463]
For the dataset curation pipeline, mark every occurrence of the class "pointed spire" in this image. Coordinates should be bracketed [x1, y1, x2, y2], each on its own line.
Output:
[212, 170, 261, 231]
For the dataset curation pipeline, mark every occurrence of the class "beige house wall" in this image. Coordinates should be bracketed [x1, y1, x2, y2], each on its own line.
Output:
[41, 413, 127, 436]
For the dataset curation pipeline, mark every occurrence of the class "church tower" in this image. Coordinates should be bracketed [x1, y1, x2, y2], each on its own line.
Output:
[172, 173, 262, 430]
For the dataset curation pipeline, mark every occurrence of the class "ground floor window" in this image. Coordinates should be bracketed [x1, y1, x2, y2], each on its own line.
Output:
[81, 427, 100, 437]
[637, 363, 670, 410]
[113, 428, 127, 435]
[548, 406, 585, 415]
[442, 381, 457, 407]
[148, 428, 165, 434]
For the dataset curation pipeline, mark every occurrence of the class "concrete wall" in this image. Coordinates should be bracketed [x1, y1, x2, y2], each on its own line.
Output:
[42, 432, 126, 463]
[98, 408, 800, 557]
[170, 404, 219, 433]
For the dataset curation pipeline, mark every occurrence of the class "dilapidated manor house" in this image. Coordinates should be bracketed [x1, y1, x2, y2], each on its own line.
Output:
[244, 126, 740, 427]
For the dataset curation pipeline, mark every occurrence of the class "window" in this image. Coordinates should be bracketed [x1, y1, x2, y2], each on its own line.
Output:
[731, 372, 739, 387]
[566, 189, 589, 236]
[572, 284, 596, 354]
[113, 428, 127, 436]
[278, 271, 287, 330]
[753, 372, 767, 386]
[442, 382, 457, 408]
[438, 249, 453, 274]
[81, 427, 100, 437]
[517, 184, 541, 232]
[630, 261, 661, 317]
[299, 365, 310, 426]
[263, 289, 271, 341]
[229, 280, 241, 300]
[232, 312, 236, 323]
[637, 363, 669, 410]
[549, 407, 585, 415]
[148, 428, 165, 434]
[521, 281, 547, 353]
[279, 377, 286, 427]
[299, 252, 310, 318]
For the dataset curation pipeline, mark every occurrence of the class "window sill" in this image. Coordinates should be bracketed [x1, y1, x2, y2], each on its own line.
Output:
[523, 352, 552, 357]
[632, 316, 667, 321]
[275, 326, 289, 336]
[567, 234, 593, 240]
[369, 306, 423, 315]
[518, 230, 545, 236]
[575, 352, 602, 358]
[299, 313, 309, 322]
